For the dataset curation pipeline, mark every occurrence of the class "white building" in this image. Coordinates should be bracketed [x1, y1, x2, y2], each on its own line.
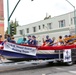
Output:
[15, 11, 76, 44]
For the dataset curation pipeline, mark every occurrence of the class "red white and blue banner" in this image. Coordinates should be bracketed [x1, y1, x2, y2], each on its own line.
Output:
[4, 42, 37, 56]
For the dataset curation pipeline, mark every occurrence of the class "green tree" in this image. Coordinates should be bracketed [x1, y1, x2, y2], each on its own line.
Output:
[5, 19, 19, 36]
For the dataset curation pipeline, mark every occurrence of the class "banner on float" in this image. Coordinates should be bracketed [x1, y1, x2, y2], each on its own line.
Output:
[63, 49, 72, 62]
[4, 42, 37, 56]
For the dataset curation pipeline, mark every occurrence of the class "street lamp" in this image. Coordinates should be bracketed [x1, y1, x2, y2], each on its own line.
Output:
[66, 0, 76, 34]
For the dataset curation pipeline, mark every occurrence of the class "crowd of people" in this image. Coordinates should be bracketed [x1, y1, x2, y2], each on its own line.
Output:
[42, 35, 76, 46]
[21, 35, 38, 46]
[1, 34, 16, 45]
[1, 34, 76, 46]
[4, 34, 38, 46]
[17, 34, 76, 46]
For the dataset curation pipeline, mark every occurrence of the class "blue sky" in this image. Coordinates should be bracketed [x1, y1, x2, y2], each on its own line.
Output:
[4, 0, 76, 31]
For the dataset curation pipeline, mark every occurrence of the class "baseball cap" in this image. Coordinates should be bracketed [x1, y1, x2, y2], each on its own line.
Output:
[32, 35, 36, 38]
[65, 35, 68, 37]
[46, 35, 49, 38]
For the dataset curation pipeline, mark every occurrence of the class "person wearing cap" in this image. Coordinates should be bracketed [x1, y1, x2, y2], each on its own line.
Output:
[63, 35, 69, 45]
[27, 35, 32, 45]
[63, 35, 73, 45]
[45, 35, 53, 46]
[31, 35, 37, 46]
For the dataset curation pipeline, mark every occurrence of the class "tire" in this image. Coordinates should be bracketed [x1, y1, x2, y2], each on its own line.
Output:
[66, 61, 73, 66]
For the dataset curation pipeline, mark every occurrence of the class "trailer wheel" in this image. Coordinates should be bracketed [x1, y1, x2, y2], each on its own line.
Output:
[47, 62, 54, 66]
[66, 61, 73, 66]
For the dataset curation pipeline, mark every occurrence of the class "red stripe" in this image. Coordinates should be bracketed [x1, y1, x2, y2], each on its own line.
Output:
[16, 43, 76, 50]
[38, 45, 76, 50]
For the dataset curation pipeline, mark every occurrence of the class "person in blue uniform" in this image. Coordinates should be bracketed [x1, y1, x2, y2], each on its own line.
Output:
[45, 35, 53, 46]
[27, 35, 32, 45]
[32, 35, 37, 46]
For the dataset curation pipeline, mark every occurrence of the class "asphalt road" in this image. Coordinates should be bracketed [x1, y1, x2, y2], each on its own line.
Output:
[0, 62, 76, 75]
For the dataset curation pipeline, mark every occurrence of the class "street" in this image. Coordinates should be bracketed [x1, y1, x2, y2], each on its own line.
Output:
[0, 62, 76, 75]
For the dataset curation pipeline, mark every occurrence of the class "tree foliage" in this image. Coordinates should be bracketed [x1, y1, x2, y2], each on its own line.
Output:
[5, 19, 19, 36]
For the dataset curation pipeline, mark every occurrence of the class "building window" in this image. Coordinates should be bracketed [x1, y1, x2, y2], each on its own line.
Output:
[19, 29, 24, 35]
[43, 24, 45, 29]
[59, 20, 65, 27]
[26, 28, 29, 33]
[33, 27, 36, 32]
[38, 25, 41, 30]
[47, 23, 52, 29]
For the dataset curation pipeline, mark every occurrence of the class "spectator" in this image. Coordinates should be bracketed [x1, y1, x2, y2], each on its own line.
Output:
[27, 35, 32, 45]
[10, 36, 16, 43]
[7, 34, 11, 42]
[63, 35, 69, 45]
[17, 38, 23, 44]
[42, 36, 46, 46]
[52, 37, 57, 46]
[67, 35, 74, 45]
[45, 35, 53, 46]
[22, 37, 27, 44]
[32, 35, 37, 46]
[57, 36, 64, 45]
[72, 35, 76, 44]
